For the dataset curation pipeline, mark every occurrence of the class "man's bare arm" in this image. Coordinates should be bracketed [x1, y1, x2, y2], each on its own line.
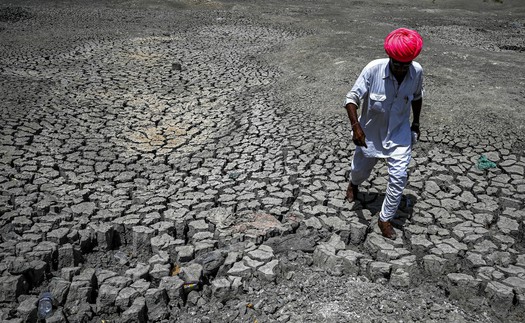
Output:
[411, 98, 422, 138]
[345, 103, 367, 148]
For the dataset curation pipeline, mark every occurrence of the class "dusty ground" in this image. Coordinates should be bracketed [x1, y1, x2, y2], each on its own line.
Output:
[1, 0, 524, 322]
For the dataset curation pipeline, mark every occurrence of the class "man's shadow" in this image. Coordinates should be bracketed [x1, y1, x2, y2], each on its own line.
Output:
[351, 191, 417, 230]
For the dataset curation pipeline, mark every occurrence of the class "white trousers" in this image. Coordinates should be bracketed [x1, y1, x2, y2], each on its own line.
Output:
[350, 147, 411, 221]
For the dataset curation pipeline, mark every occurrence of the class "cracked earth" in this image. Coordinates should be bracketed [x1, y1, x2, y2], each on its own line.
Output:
[1, 0, 524, 322]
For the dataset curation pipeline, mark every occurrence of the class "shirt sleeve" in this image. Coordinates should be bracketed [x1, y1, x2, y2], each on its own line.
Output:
[413, 69, 424, 101]
[344, 66, 370, 108]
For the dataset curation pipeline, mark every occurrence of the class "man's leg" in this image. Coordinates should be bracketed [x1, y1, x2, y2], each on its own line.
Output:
[378, 150, 411, 239]
[346, 147, 378, 201]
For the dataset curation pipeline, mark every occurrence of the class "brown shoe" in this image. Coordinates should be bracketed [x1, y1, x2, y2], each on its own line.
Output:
[345, 183, 359, 202]
[378, 219, 397, 240]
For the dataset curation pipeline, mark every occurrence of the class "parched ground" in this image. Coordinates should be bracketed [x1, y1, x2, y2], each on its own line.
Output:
[0, 0, 524, 322]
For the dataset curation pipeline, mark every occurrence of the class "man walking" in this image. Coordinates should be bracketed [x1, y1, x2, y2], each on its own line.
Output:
[344, 28, 424, 240]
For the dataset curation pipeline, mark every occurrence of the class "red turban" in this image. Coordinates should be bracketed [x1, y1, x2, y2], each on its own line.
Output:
[384, 28, 423, 63]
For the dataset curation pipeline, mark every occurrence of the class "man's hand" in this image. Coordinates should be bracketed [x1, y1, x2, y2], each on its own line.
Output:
[352, 124, 368, 148]
[411, 123, 420, 139]
[411, 98, 422, 139]
[345, 102, 367, 148]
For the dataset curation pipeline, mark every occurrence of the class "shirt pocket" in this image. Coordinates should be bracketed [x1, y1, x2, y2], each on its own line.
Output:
[369, 93, 387, 113]
[394, 94, 414, 115]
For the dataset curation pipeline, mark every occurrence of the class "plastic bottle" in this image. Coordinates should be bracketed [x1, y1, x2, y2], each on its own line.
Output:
[37, 292, 53, 320]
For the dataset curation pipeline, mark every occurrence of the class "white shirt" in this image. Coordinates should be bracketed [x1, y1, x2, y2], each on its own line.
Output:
[345, 58, 423, 158]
